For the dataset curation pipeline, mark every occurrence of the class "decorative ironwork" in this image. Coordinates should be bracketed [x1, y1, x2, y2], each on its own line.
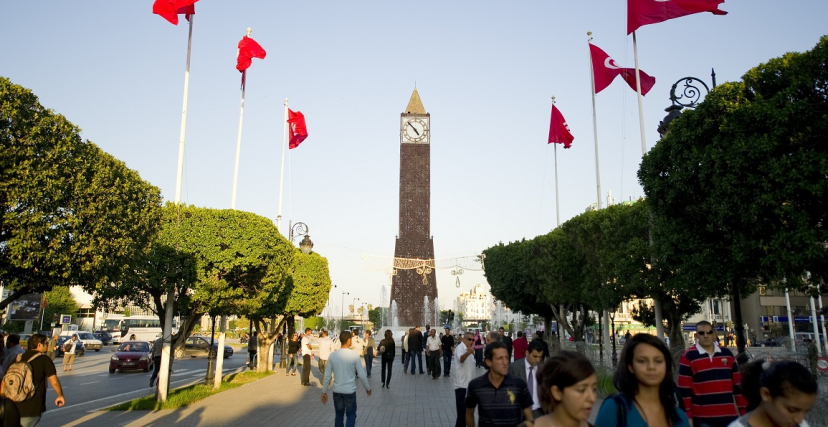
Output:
[452, 268, 464, 288]
[669, 77, 710, 109]
[289, 221, 309, 242]
[415, 264, 433, 285]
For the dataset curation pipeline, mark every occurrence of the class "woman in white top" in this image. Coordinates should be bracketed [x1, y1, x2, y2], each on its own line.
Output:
[728, 360, 817, 427]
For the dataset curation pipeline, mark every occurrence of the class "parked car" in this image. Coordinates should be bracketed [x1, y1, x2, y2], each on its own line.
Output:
[175, 336, 233, 359]
[59, 331, 103, 351]
[109, 341, 153, 373]
[55, 336, 86, 357]
[93, 331, 113, 345]
[759, 336, 788, 347]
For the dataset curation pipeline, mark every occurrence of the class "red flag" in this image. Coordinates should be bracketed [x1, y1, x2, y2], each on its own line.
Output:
[548, 105, 574, 149]
[288, 109, 308, 149]
[153, 0, 198, 25]
[628, 0, 727, 34]
[236, 36, 267, 72]
[589, 43, 656, 96]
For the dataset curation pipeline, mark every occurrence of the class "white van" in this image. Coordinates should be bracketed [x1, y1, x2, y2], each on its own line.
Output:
[60, 331, 103, 351]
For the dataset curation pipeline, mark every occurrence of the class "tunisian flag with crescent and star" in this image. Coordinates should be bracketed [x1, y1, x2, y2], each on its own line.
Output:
[153, 0, 198, 25]
[548, 105, 574, 149]
[628, 0, 727, 34]
[589, 43, 656, 96]
[288, 109, 308, 149]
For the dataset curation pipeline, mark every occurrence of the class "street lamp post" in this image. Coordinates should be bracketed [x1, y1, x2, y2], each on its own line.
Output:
[341, 291, 349, 323]
[352, 297, 360, 330]
[289, 221, 313, 254]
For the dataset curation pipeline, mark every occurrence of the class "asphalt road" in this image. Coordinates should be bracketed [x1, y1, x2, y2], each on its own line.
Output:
[42, 343, 250, 413]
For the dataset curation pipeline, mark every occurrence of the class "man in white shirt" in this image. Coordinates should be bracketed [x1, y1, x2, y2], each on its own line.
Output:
[454, 332, 477, 427]
[318, 330, 333, 378]
[350, 330, 365, 362]
[321, 331, 371, 427]
[402, 330, 410, 373]
[508, 340, 545, 421]
[426, 329, 442, 380]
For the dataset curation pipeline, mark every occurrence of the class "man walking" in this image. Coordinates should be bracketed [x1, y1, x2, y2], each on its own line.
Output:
[512, 331, 528, 361]
[318, 330, 333, 378]
[301, 328, 315, 386]
[424, 324, 432, 375]
[321, 331, 371, 427]
[409, 326, 424, 374]
[454, 332, 476, 427]
[3, 334, 26, 372]
[62, 335, 79, 371]
[465, 341, 534, 427]
[426, 328, 441, 380]
[508, 341, 546, 421]
[247, 331, 258, 369]
[499, 327, 513, 361]
[402, 329, 410, 373]
[149, 336, 164, 387]
[12, 334, 66, 427]
[678, 321, 746, 427]
[441, 328, 454, 377]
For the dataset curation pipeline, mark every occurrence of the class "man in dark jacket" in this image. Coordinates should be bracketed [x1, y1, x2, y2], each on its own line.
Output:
[409, 326, 424, 374]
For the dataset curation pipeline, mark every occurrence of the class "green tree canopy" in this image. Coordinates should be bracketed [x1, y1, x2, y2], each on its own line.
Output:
[1, 77, 162, 308]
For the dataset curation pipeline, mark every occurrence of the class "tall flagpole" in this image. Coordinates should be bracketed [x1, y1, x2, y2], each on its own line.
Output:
[162, 12, 194, 403]
[588, 31, 610, 356]
[551, 96, 561, 228]
[231, 28, 252, 210]
[276, 98, 289, 233]
[632, 31, 665, 341]
[587, 32, 603, 211]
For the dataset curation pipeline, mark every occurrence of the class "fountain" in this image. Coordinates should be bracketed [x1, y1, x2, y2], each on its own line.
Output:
[433, 297, 440, 328]
[390, 301, 399, 330]
[423, 296, 430, 327]
[380, 285, 388, 328]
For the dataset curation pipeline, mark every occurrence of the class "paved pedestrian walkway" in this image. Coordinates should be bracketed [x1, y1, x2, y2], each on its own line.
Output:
[42, 359, 465, 427]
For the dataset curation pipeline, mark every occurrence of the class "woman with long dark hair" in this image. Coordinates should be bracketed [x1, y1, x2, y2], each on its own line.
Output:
[596, 333, 690, 427]
[535, 350, 598, 427]
[379, 329, 396, 388]
[286, 332, 300, 376]
[729, 359, 816, 427]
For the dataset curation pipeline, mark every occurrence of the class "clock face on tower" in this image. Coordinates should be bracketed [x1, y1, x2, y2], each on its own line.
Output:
[401, 117, 429, 144]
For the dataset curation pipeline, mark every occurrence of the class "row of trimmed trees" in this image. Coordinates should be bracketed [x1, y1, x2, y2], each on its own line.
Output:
[485, 36, 828, 357]
[1, 77, 331, 372]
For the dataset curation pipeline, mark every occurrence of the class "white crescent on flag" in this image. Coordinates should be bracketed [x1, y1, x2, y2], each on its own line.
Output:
[604, 58, 622, 70]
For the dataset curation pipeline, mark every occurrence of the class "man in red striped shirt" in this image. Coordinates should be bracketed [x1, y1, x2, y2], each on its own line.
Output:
[678, 321, 747, 427]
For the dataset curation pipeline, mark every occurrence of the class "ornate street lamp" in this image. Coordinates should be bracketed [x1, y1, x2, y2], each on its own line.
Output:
[658, 71, 715, 138]
[289, 221, 313, 254]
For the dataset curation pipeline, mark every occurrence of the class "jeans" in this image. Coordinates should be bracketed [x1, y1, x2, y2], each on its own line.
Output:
[248, 351, 257, 368]
[410, 351, 423, 374]
[302, 354, 312, 384]
[403, 350, 409, 371]
[150, 356, 162, 384]
[287, 353, 299, 374]
[364, 354, 374, 377]
[381, 357, 393, 385]
[319, 359, 327, 378]
[333, 392, 357, 427]
[454, 388, 466, 427]
[443, 351, 452, 376]
[474, 348, 483, 367]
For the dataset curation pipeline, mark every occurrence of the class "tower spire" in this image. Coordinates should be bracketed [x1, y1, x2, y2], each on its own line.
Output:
[405, 87, 426, 114]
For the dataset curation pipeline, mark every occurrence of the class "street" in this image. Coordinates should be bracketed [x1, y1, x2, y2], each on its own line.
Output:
[42, 344, 250, 414]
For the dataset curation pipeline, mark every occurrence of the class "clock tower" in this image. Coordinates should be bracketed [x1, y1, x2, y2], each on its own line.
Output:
[390, 88, 438, 327]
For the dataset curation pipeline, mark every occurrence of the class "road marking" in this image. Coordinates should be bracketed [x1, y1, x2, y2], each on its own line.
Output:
[80, 381, 99, 385]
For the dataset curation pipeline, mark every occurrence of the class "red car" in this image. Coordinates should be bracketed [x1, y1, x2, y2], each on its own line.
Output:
[109, 341, 154, 373]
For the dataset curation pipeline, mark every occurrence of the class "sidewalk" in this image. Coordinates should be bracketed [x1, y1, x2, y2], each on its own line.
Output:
[42, 359, 460, 427]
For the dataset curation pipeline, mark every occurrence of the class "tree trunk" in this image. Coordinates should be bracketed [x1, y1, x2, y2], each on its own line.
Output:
[666, 307, 686, 369]
[732, 285, 748, 364]
[254, 316, 286, 373]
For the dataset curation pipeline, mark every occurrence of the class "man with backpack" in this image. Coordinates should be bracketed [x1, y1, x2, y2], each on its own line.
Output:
[4, 333, 65, 427]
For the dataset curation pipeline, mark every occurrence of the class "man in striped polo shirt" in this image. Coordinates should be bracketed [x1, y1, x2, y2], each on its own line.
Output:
[678, 321, 747, 427]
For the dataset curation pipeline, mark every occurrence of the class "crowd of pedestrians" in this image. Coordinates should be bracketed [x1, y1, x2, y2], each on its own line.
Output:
[257, 321, 819, 427]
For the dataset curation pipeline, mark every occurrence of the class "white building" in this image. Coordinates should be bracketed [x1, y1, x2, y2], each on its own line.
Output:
[457, 285, 492, 323]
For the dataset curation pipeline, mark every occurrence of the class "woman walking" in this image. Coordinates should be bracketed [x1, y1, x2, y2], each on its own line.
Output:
[729, 359, 817, 427]
[596, 333, 690, 427]
[286, 332, 300, 376]
[379, 329, 396, 388]
[473, 331, 484, 368]
[535, 350, 598, 427]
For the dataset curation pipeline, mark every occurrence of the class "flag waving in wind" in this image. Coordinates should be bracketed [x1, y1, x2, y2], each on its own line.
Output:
[548, 105, 574, 149]
[589, 43, 656, 96]
[237, 36, 266, 89]
[628, 0, 727, 34]
[288, 109, 308, 149]
[153, 0, 198, 25]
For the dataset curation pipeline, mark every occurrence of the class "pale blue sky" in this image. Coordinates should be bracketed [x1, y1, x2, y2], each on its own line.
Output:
[2, 1, 826, 316]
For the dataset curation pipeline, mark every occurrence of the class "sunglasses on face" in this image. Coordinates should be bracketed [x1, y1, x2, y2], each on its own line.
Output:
[697, 331, 715, 336]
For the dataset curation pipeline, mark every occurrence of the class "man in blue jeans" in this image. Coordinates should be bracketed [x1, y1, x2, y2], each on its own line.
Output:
[321, 331, 372, 427]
